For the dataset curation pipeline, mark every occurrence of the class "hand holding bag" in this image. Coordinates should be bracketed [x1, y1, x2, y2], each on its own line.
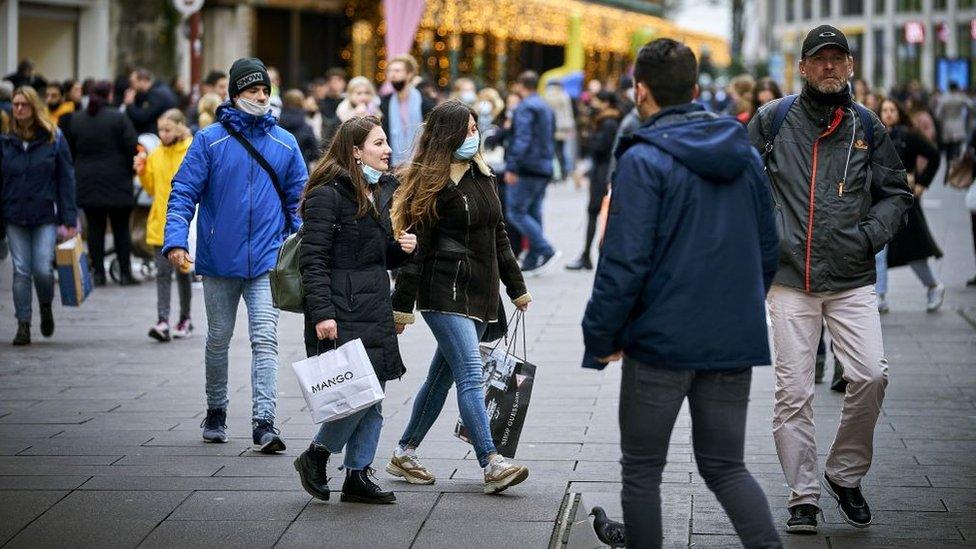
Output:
[292, 338, 385, 424]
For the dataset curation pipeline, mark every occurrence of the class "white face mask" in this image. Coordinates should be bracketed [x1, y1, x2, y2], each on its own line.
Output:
[236, 96, 270, 117]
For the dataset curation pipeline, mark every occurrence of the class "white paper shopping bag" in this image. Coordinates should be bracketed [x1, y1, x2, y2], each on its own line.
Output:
[291, 338, 384, 423]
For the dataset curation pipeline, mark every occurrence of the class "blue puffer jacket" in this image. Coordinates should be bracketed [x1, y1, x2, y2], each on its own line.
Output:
[162, 103, 307, 279]
[581, 103, 779, 371]
[505, 93, 556, 179]
[0, 128, 77, 228]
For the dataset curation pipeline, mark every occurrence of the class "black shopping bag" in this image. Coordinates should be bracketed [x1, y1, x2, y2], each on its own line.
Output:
[454, 312, 535, 458]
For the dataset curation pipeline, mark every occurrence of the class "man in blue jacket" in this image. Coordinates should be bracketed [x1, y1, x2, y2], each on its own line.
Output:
[163, 58, 307, 453]
[581, 39, 782, 548]
[504, 71, 560, 275]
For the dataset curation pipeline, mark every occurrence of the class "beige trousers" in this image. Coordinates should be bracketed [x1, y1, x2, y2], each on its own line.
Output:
[767, 284, 888, 508]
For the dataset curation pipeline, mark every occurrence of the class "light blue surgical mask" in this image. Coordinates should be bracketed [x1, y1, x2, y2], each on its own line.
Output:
[360, 162, 383, 185]
[453, 133, 480, 160]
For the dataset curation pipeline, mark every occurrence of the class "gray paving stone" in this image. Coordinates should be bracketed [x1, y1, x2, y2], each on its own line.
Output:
[0, 490, 68, 544]
[169, 490, 310, 521]
[0, 475, 91, 490]
[413, 520, 552, 549]
[139, 520, 291, 548]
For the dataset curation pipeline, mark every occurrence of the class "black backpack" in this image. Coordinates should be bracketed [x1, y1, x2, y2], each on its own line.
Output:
[762, 94, 876, 160]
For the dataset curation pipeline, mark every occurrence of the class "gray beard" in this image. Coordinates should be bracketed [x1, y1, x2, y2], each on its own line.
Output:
[809, 79, 848, 95]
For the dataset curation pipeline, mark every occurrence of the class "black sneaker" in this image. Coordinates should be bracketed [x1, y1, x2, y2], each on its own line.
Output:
[523, 250, 562, 277]
[200, 408, 228, 443]
[340, 468, 396, 504]
[12, 322, 30, 346]
[822, 473, 871, 528]
[294, 443, 331, 501]
[830, 375, 848, 393]
[786, 504, 818, 534]
[39, 304, 54, 338]
[967, 275, 976, 287]
[252, 419, 286, 454]
[92, 271, 107, 287]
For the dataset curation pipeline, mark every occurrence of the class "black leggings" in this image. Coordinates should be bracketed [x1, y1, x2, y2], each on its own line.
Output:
[582, 161, 611, 259]
[85, 206, 133, 276]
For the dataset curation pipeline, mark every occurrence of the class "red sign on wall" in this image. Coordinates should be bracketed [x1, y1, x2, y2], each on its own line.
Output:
[905, 21, 925, 45]
[937, 22, 949, 43]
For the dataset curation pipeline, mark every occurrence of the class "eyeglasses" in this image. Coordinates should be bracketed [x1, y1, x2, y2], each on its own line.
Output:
[11, 102, 31, 110]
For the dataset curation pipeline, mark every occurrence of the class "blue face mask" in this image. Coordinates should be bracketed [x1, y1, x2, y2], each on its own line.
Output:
[360, 162, 383, 185]
[453, 133, 480, 160]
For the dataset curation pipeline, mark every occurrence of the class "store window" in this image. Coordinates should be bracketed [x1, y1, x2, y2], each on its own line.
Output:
[896, 0, 922, 12]
[960, 0, 976, 9]
[842, 0, 864, 15]
[786, 0, 795, 22]
[822, 0, 832, 17]
[959, 22, 975, 89]
[873, 28, 885, 89]
[897, 23, 922, 84]
[803, 0, 813, 19]
[934, 0, 947, 10]
[875, 0, 886, 14]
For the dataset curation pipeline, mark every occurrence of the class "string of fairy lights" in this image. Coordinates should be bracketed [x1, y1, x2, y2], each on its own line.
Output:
[342, 0, 729, 87]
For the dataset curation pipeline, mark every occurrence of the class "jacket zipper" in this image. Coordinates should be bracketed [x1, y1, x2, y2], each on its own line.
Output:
[462, 194, 471, 314]
[804, 108, 845, 292]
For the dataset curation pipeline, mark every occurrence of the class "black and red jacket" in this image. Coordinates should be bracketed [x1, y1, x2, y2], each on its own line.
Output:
[748, 86, 913, 293]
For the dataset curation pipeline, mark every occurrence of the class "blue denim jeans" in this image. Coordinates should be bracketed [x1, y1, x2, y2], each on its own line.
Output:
[6, 223, 57, 323]
[202, 274, 280, 421]
[506, 175, 554, 262]
[314, 381, 386, 471]
[399, 312, 496, 467]
[875, 245, 938, 296]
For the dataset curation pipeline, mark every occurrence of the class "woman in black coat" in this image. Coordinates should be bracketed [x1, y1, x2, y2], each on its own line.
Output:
[876, 98, 943, 312]
[567, 91, 621, 271]
[293, 115, 416, 505]
[65, 81, 138, 285]
[387, 101, 532, 495]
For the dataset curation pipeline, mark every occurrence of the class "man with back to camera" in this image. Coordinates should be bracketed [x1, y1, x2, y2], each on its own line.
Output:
[582, 38, 782, 548]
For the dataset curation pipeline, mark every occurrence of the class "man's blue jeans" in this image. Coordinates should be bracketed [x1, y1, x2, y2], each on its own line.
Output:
[506, 175, 554, 263]
[399, 311, 497, 467]
[314, 381, 386, 471]
[6, 223, 57, 323]
[202, 274, 280, 421]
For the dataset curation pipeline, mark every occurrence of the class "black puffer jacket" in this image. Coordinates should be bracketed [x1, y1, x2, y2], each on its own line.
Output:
[392, 159, 530, 324]
[748, 86, 913, 293]
[299, 171, 409, 381]
[66, 108, 138, 208]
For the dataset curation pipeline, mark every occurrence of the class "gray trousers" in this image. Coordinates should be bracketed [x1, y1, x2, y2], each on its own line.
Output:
[620, 359, 782, 549]
[155, 249, 192, 322]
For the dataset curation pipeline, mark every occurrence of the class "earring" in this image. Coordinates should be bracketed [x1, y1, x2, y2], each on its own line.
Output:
[356, 159, 363, 165]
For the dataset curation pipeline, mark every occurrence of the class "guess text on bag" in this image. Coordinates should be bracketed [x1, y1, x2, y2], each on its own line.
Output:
[310, 371, 354, 393]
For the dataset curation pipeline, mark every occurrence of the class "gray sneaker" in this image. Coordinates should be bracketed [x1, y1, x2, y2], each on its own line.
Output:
[877, 294, 889, 314]
[926, 284, 945, 312]
[201, 408, 228, 443]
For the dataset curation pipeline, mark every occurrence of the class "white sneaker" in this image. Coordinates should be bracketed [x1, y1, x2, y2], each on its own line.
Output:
[926, 284, 945, 312]
[386, 450, 436, 485]
[483, 454, 528, 494]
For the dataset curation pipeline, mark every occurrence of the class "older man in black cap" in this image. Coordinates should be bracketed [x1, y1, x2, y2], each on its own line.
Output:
[748, 26, 912, 535]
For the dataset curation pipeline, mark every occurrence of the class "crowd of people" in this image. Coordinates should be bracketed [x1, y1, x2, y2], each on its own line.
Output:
[1, 19, 975, 547]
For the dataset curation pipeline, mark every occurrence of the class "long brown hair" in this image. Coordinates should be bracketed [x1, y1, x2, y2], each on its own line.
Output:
[302, 116, 381, 218]
[9, 86, 56, 143]
[392, 100, 476, 234]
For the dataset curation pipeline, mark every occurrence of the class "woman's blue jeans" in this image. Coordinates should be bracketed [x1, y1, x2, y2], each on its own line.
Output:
[399, 311, 496, 467]
[314, 381, 386, 471]
[6, 223, 57, 323]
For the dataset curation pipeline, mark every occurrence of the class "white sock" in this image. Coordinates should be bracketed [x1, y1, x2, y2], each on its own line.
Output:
[394, 445, 415, 459]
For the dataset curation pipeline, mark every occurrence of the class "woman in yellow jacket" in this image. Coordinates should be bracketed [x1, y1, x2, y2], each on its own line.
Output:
[135, 108, 193, 342]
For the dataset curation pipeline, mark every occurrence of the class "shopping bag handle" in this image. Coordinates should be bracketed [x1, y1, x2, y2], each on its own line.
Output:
[494, 310, 527, 360]
[487, 307, 521, 355]
[316, 338, 339, 356]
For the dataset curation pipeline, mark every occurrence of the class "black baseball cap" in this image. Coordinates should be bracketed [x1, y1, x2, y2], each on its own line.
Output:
[802, 25, 851, 58]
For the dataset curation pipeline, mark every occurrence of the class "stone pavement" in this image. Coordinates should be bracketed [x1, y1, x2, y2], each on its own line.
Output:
[0, 173, 974, 549]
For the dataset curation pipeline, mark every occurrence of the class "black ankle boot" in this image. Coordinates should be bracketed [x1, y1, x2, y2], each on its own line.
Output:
[294, 444, 331, 501]
[92, 271, 107, 287]
[119, 272, 140, 286]
[40, 303, 54, 338]
[12, 322, 30, 346]
[340, 468, 396, 504]
[565, 256, 593, 271]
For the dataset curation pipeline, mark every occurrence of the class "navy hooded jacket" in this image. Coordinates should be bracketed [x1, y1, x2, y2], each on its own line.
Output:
[581, 103, 778, 371]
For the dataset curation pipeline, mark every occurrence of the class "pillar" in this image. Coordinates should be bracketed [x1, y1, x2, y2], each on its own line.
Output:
[0, 0, 18, 76]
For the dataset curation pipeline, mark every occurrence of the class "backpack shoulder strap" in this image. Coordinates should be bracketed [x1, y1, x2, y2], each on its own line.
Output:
[853, 103, 875, 153]
[221, 120, 293, 233]
[764, 94, 799, 157]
